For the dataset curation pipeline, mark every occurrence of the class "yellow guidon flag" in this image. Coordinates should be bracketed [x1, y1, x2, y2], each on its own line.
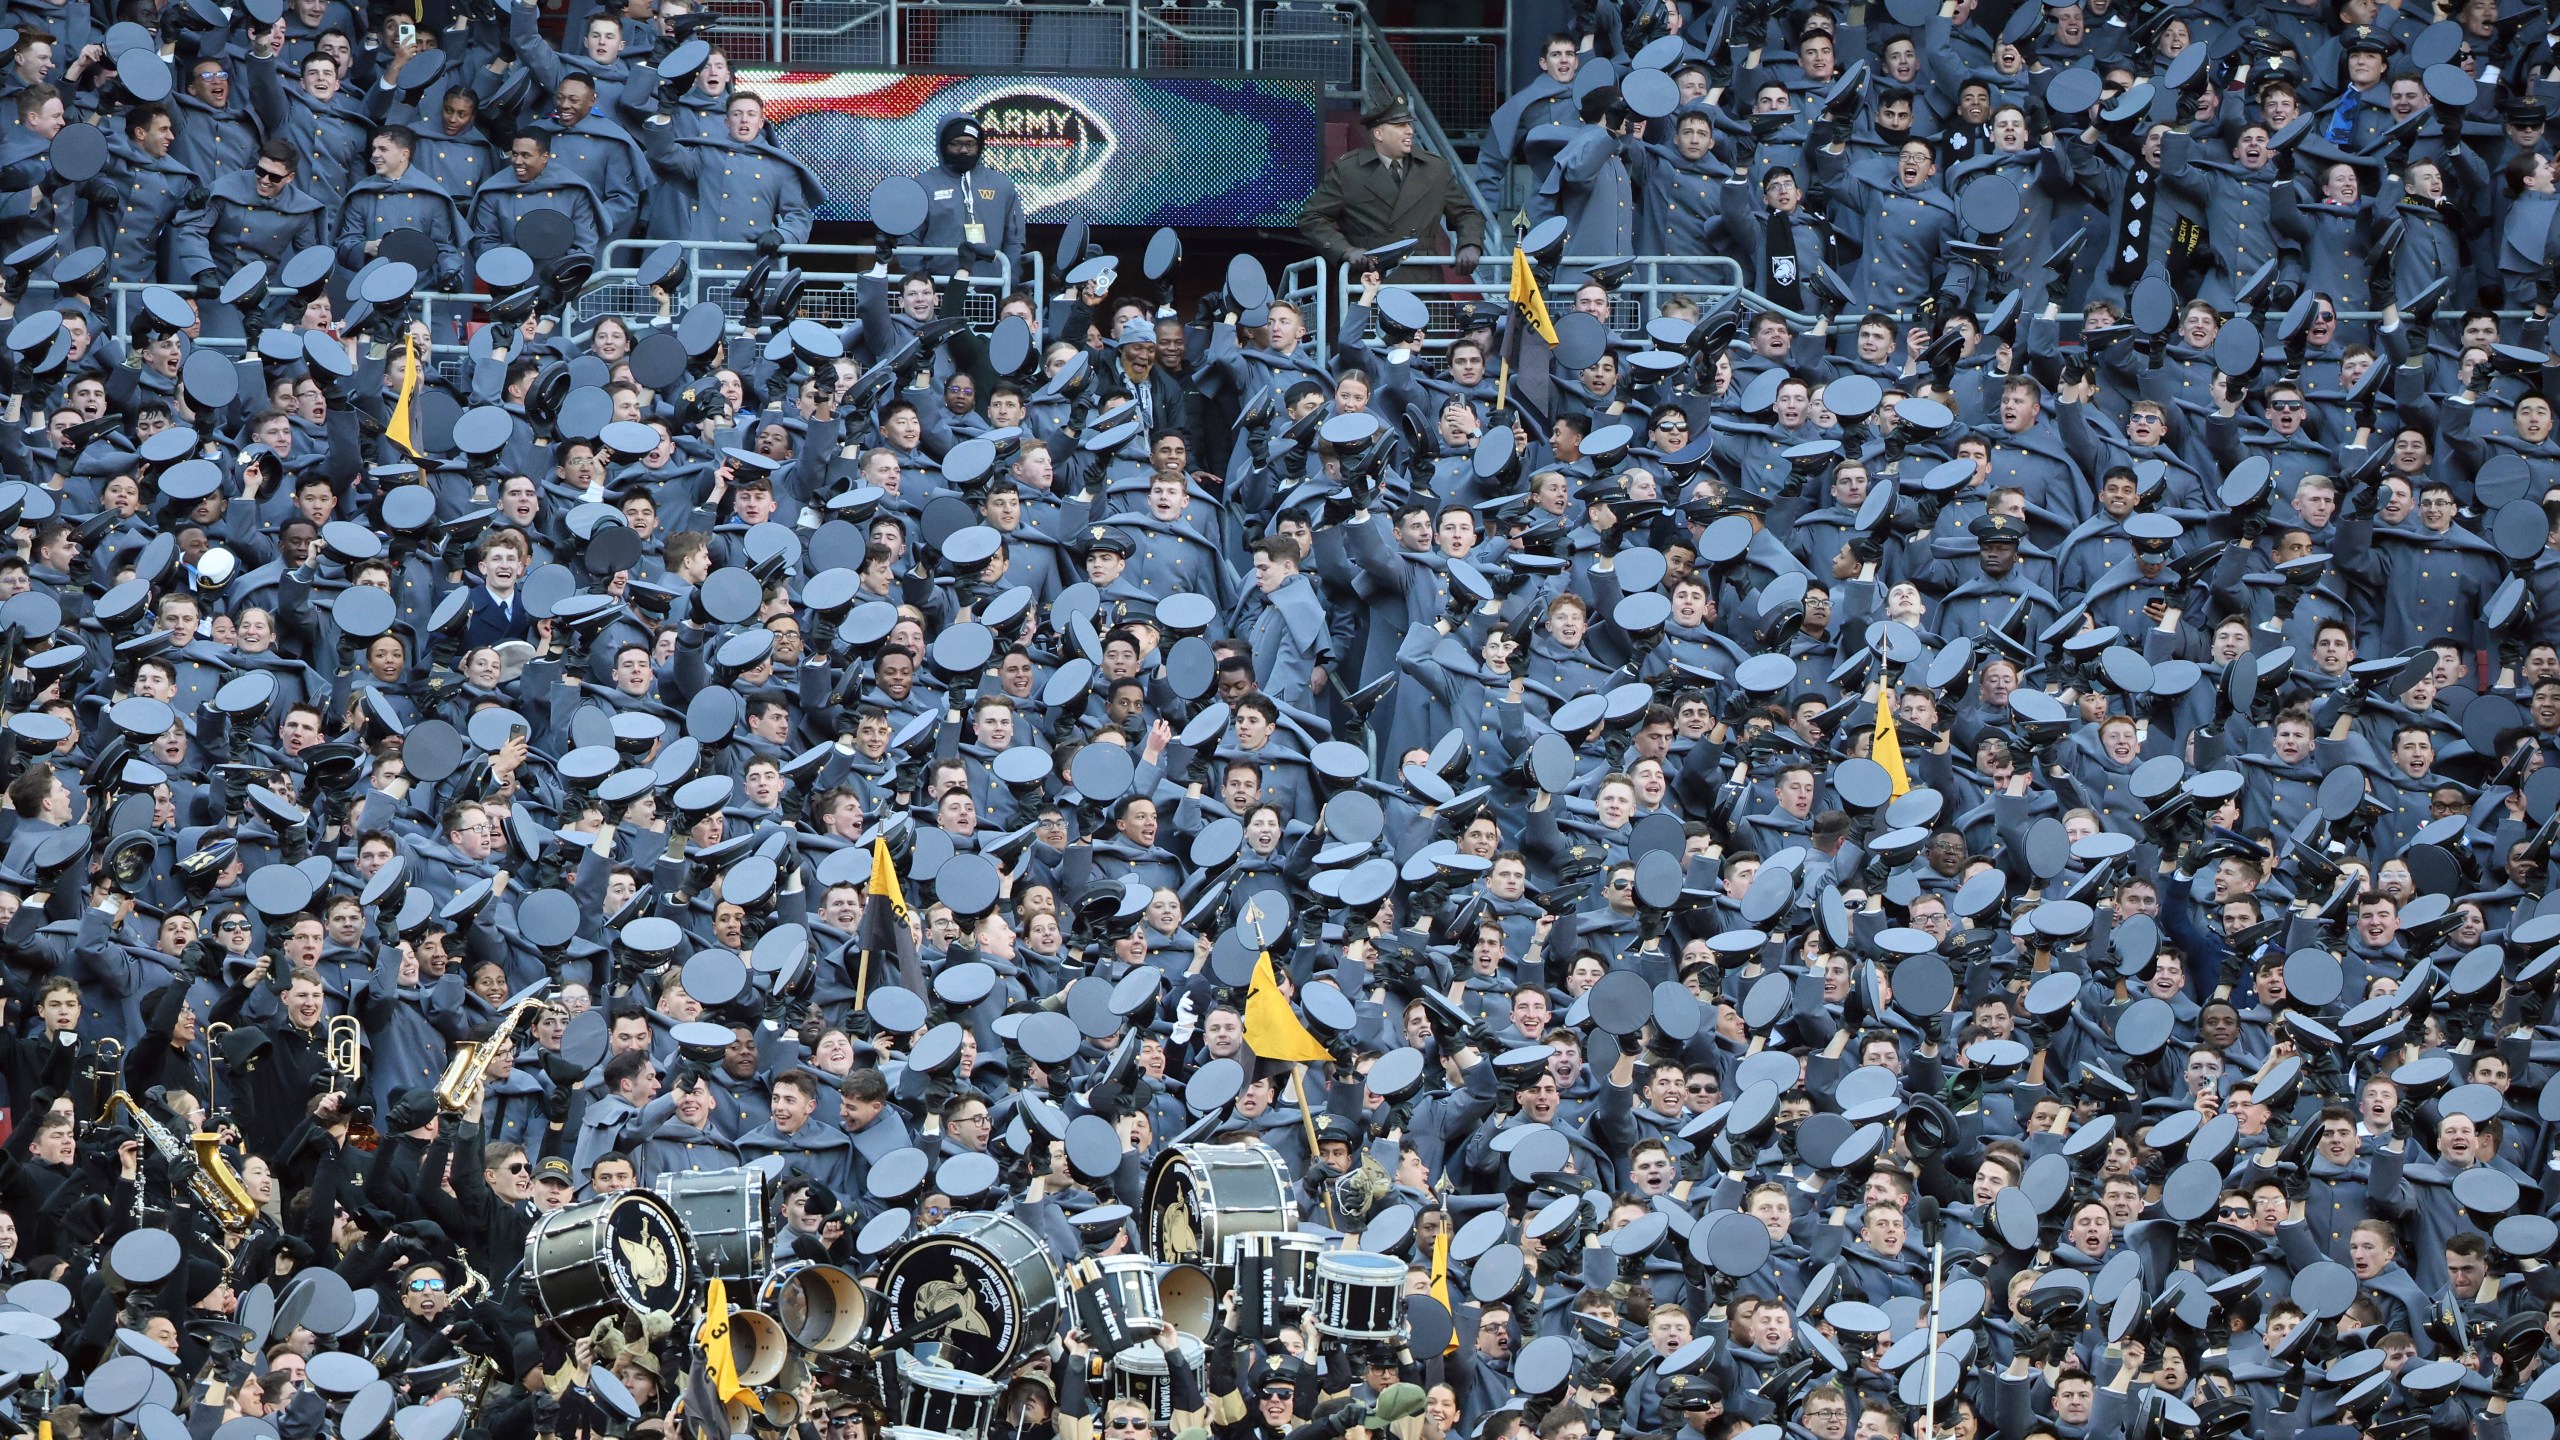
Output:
[1428, 1226, 1459, 1354]
[387, 330, 423, 459]
[1508, 247, 1558, 345]
[868, 836, 910, 919]
[698, 1277, 763, 1414]
[1871, 681, 1910, 798]
[1243, 949, 1330, 1063]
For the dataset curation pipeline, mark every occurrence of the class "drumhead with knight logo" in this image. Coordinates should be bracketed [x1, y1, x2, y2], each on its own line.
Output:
[880, 1240, 1020, 1375]
[605, 1193, 694, 1314]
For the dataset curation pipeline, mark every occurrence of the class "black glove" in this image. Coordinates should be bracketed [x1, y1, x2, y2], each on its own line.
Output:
[542, 1084, 572, 1123]
[2278, 1159, 2308, 1204]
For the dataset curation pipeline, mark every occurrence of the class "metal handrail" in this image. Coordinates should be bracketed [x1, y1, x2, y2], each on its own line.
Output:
[1311, 253, 1758, 351]
[578, 241, 1036, 345]
[106, 281, 486, 382]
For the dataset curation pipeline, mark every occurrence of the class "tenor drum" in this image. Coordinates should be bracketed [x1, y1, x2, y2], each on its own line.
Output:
[879, 1212, 1062, 1376]
[1158, 1264, 1216, 1340]
[1308, 1251, 1405, 1341]
[1070, 1255, 1164, 1357]
[1110, 1333, 1208, 1426]
[759, 1261, 869, 1353]
[896, 1354, 1006, 1437]
[1227, 1232, 1328, 1308]
[526, 1192, 695, 1333]
[1144, 1143, 1294, 1274]
[654, 1168, 767, 1283]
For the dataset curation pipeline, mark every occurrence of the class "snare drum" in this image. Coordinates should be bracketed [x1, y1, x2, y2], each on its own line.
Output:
[879, 1212, 1062, 1376]
[1145, 1143, 1294, 1275]
[886, 1426, 967, 1440]
[1308, 1251, 1405, 1342]
[1109, 1332, 1208, 1425]
[1069, 1254, 1164, 1357]
[896, 1353, 1005, 1437]
[654, 1168, 767, 1284]
[526, 1191, 695, 1333]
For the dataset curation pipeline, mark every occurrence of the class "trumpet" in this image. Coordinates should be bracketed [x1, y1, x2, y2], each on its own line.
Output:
[435, 985, 549, 1119]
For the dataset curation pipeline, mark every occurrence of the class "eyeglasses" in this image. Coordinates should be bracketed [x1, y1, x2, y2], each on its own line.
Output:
[501, 1161, 530, 1173]
[408, 1278, 446, 1292]
[922, 1205, 949, 1220]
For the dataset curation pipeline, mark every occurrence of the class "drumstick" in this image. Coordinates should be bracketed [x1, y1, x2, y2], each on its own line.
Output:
[864, 1305, 964, 1359]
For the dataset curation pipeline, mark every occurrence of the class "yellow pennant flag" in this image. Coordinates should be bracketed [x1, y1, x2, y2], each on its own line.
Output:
[1871, 681, 1910, 799]
[1508, 248, 1558, 347]
[1243, 950, 1331, 1063]
[387, 330, 422, 459]
[699, 1277, 764, 1414]
[1428, 1226, 1459, 1354]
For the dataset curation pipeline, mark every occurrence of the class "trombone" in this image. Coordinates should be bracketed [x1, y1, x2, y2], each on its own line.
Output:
[79, 1038, 123, 1126]
[325, 1015, 363, 1082]
[204, 1021, 231, 1119]
[324, 1017, 377, 1152]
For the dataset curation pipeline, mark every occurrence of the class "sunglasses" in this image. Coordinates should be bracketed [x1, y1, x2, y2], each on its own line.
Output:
[2218, 1207, 2250, 1218]
[217, 919, 252, 931]
[255, 167, 292, 182]
[2268, 400, 2306, 411]
[408, 1278, 445, 1292]
[1108, 1421, 1151, 1431]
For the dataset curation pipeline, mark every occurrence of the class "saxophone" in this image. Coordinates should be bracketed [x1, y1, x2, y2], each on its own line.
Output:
[458, 1350, 499, 1428]
[108, 1091, 259, 1232]
[436, 987, 550, 1119]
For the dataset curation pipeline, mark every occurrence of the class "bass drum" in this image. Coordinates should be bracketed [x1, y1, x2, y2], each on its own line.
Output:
[527, 1191, 695, 1333]
[878, 1212, 1061, 1376]
[655, 1167, 768, 1284]
[1144, 1143, 1294, 1274]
